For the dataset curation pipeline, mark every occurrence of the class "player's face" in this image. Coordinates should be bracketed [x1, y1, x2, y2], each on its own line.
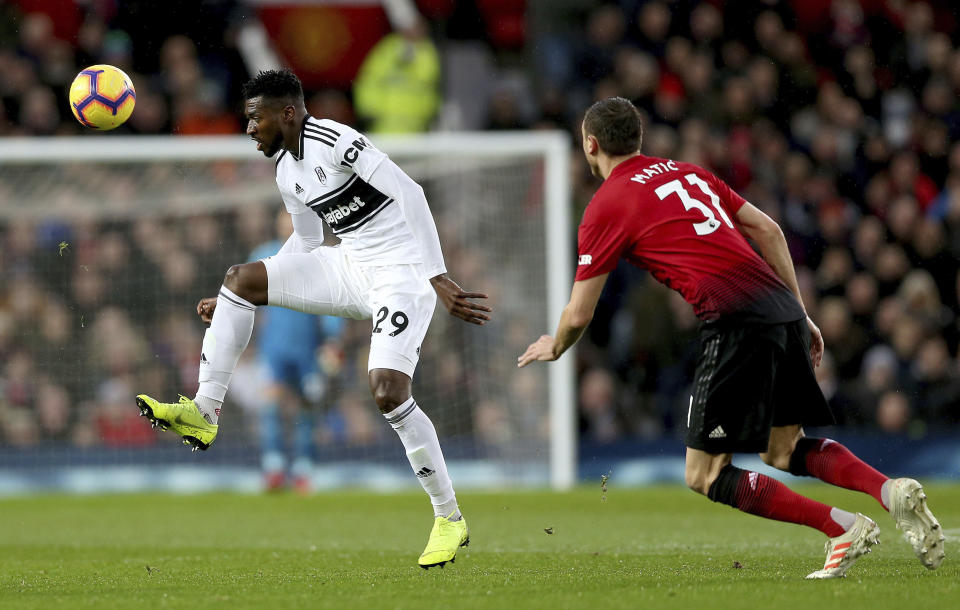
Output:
[581, 123, 601, 178]
[245, 96, 284, 157]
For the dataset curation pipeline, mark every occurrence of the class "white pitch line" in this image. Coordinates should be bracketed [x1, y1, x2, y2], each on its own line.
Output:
[939, 528, 960, 541]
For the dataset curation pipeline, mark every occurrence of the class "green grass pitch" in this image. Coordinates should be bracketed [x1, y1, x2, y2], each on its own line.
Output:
[1, 484, 957, 609]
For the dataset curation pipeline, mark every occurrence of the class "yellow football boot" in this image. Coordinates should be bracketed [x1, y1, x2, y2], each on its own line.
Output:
[418, 513, 469, 569]
[136, 394, 218, 451]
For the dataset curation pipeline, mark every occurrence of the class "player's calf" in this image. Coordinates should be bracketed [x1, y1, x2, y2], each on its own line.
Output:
[788, 437, 888, 508]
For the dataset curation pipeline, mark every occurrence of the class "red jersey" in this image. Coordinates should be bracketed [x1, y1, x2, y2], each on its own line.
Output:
[576, 154, 805, 324]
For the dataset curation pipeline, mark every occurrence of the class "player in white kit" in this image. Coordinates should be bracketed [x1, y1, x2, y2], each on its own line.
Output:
[135, 69, 490, 568]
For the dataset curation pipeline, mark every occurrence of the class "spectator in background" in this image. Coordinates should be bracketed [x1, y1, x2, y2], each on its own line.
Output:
[5, 0, 960, 451]
[249, 212, 346, 493]
[875, 390, 912, 434]
[578, 367, 623, 442]
[353, 3, 440, 134]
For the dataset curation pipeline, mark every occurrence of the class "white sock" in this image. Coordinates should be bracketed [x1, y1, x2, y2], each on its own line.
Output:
[880, 479, 892, 510]
[830, 507, 857, 532]
[194, 285, 256, 424]
[195, 395, 222, 425]
[384, 397, 460, 519]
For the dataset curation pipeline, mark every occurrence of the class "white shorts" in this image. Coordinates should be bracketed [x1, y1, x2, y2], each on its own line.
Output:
[261, 246, 436, 378]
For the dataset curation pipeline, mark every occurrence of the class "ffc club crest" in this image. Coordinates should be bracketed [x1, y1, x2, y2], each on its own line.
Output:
[315, 166, 327, 185]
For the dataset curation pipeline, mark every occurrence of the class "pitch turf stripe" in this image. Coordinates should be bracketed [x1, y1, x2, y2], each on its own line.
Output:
[306, 174, 359, 206]
[304, 133, 336, 147]
[306, 121, 340, 138]
[218, 289, 255, 311]
[386, 401, 417, 425]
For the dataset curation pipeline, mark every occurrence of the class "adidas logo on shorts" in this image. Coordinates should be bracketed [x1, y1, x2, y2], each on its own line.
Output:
[708, 425, 727, 439]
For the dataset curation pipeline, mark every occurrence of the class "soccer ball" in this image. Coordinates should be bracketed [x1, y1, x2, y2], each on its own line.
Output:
[68, 64, 136, 130]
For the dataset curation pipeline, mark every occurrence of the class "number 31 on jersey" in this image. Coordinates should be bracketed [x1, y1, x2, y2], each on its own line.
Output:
[654, 173, 734, 236]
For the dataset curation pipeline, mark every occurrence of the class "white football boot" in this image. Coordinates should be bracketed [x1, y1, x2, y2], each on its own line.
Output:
[806, 513, 880, 579]
[888, 478, 945, 570]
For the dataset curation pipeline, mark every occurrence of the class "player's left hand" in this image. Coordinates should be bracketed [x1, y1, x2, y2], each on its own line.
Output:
[806, 315, 824, 368]
[517, 335, 558, 367]
[430, 274, 492, 325]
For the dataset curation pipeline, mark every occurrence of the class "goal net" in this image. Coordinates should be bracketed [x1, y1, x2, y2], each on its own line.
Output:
[0, 132, 574, 494]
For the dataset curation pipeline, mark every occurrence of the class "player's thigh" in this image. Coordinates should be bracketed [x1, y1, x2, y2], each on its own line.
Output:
[771, 318, 835, 428]
[685, 323, 784, 455]
[261, 247, 370, 319]
[365, 265, 436, 378]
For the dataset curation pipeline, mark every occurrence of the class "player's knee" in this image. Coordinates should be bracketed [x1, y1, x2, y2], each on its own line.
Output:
[223, 263, 265, 303]
[371, 385, 403, 413]
[762, 432, 801, 471]
[369, 374, 410, 413]
[368, 368, 412, 410]
[684, 467, 712, 496]
[223, 264, 245, 293]
[760, 450, 792, 471]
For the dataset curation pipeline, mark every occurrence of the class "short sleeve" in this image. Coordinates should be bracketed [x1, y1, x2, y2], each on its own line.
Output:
[329, 122, 387, 181]
[705, 171, 748, 215]
[574, 197, 628, 281]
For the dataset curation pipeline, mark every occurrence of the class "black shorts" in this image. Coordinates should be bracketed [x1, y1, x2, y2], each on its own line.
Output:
[684, 317, 835, 454]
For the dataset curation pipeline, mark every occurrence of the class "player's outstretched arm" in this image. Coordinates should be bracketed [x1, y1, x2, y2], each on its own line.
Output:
[518, 274, 608, 367]
[735, 202, 804, 309]
[735, 202, 823, 366]
[430, 274, 491, 325]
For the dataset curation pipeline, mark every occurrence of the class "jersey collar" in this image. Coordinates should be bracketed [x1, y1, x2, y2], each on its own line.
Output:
[291, 115, 312, 161]
[607, 154, 648, 180]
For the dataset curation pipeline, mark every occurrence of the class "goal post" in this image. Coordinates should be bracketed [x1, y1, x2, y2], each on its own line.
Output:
[0, 131, 576, 491]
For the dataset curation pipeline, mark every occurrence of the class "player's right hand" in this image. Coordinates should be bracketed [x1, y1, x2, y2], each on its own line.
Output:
[517, 335, 559, 367]
[197, 297, 217, 324]
[806, 315, 824, 368]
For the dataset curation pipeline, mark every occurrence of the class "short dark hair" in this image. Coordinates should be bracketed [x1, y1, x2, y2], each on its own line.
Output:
[583, 97, 643, 156]
[241, 68, 303, 103]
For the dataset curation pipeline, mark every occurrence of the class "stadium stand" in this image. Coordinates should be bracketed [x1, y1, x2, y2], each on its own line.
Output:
[1, 0, 959, 458]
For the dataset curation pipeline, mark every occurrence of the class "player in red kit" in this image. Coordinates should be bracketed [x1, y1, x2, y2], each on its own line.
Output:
[518, 97, 944, 579]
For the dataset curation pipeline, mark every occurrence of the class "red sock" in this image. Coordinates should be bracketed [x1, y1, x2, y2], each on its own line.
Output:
[735, 470, 846, 538]
[801, 439, 889, 508]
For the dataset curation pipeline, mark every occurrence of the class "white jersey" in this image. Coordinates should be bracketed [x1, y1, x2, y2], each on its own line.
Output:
[274, 116, 423, 267]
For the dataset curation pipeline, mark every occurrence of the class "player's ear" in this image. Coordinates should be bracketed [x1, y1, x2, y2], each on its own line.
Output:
[282, 103, 296, 123]
[586, 134, 599, 156]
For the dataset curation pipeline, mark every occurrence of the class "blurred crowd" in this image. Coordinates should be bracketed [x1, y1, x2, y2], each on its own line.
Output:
[547, 1, 960, 441]
[2, 0, 960, 450]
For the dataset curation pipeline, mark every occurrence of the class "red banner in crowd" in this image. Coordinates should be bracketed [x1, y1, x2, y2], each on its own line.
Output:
[257, 4, 390, 90]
